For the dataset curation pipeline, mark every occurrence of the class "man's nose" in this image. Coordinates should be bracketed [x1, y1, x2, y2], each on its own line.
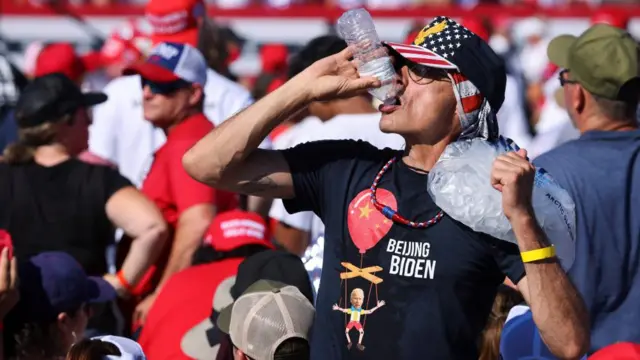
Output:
[142, 85, 154, 99]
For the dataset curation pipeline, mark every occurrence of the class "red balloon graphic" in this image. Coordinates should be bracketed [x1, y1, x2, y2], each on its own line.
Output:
[347, 189, 397, 254]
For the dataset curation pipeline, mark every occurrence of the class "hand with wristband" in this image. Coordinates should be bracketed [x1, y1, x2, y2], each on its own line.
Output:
[490, 148, 589, 358]
[103, 270, 137, 299]
[490, 149, 556, 262]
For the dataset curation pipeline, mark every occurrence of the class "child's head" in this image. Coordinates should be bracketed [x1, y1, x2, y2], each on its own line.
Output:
[350, 288, 364, 307]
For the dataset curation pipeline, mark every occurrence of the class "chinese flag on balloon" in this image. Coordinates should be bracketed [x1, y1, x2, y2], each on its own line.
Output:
[347, 189, 397, 254]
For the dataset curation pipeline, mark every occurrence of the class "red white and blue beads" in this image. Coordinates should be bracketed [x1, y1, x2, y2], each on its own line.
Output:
[369, 157, 444, 228]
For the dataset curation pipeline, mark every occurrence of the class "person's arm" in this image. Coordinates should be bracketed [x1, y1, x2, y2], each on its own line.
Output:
[332, 304, 349, 313]
[156, 203, 215, 289]
[246, 195, 273, 219]
[363, 300, 385, 315]
[515, 225, 588, 359]
[134, 149, 218, 324]
[491, 150, 589, 359]
[156, 139, 220, 288]
[183, 47, 381, 198]
[105, 187, 169, 296]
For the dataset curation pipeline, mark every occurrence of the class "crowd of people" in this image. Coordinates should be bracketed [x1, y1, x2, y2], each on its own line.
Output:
[12, 0, 622, 9]
[0, 0, 639, 359]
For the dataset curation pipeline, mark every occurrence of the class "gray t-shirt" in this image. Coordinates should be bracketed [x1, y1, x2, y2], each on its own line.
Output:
[534, 129, 640, 354]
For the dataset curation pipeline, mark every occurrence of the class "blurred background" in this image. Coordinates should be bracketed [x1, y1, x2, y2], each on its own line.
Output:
[2, 0, 640, 77]
[1, 0, 639, 157]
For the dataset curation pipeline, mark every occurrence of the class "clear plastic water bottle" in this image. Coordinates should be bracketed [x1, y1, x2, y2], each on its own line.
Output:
[337, 8, 397, 102]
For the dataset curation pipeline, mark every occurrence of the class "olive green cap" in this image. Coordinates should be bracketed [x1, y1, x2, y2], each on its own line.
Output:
[547, 24, 640, 100]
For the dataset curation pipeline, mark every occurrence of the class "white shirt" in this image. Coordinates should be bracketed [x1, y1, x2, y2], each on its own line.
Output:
[89, 69, 270, 187]
[269, 116, 325, 245]
[269, 112, 404, 296]
[519, 39, 550, 84]
[527, 70, 580, 159]
[497, 74, 532, 149]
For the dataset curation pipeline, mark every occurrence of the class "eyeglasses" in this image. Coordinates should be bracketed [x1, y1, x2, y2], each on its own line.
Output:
[141, 78, 192, 95]
[393, 57, 449, 85]
[558, 69, 579, 87]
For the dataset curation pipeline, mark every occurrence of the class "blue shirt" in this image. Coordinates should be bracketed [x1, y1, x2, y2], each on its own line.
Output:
[534, 129, 640, 353]
[0, 109, 18, 154]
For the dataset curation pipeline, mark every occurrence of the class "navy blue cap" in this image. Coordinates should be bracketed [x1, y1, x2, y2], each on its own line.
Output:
[17, 252, 116, 322]
[500, 306, 587, 360]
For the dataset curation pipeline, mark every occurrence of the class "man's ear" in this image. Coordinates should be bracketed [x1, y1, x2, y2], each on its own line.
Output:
[572, 85, 586, 114]
[189, 86, 204, 107]
[57, 311, 73, 333]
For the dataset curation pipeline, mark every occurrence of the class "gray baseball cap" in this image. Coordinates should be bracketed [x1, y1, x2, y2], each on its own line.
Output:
[217, 279, 315, 360]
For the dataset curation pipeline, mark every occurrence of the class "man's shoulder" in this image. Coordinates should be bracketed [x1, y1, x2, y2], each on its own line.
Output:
[205, 69, 250, 97]
[533, 139, 584, 167]
[285, 138, 392, 160]
[170, 114, 214, 141]
[281, 139, 395, 190]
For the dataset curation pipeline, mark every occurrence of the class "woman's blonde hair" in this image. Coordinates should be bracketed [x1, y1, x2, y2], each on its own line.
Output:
[478, 285, 524, 360]
[2, 114, 70, 165]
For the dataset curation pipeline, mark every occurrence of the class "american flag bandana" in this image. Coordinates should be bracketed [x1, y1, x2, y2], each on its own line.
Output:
[449, 72, 497, 141]
[384, 16, 500, 141]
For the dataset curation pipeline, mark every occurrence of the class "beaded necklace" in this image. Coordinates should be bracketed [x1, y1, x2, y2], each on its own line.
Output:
[369, 157, 444, 228]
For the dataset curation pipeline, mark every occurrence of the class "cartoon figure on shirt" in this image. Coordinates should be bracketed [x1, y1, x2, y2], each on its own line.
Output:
[332, 288, 385, 351]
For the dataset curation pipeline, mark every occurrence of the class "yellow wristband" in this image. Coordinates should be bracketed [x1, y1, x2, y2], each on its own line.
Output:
[521, 246, 556, 263]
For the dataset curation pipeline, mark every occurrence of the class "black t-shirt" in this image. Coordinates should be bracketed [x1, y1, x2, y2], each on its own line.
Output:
[281, 140, 525, 360]
[0, 159, 132, 275]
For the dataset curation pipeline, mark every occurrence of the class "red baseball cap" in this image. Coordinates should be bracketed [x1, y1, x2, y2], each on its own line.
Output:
[145, 0, 205, 47]
[590, 343, 640, 359]
[101, 35, 144, 67]
[34, 43, 99, 82]
[591, 11, 629, 30]
[260, 44, 289, 74]
[203, 210, 274, 252]
[101, 18, 153, 67]
[461, 17, 490, 42]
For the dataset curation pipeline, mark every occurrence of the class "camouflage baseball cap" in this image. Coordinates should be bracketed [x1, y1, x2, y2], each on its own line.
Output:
[547, 24, 640, 100]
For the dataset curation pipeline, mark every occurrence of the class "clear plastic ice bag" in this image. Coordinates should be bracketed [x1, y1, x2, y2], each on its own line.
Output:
[427, 136, 577, 270]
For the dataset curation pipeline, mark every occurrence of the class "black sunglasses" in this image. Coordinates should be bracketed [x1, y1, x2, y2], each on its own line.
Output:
[393, 57, 449, 84]
[558, 69, 579, 87]
[141, 78, 192, 95]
